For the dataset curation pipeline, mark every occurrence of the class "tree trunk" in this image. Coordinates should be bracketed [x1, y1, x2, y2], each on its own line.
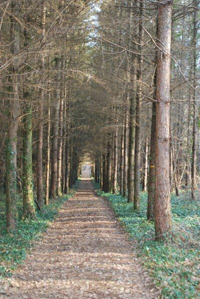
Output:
[57, 98, 64, 197]
[102, 154, 107, 192]
[105, 138, 111, 193]
[119, 119, 124, 195]
[155, 0, 172, 240]
[45, 92, 51, 205]
[6, 0, 20, 230]
[37, 3, 46, 207]
[134, 1, 143, 210]
[62, 98, 67, 193]
[50, 58, 61, 199]
[23, 103, 35, 218]
[147, 103, 156, 221]
[191, 0, 197, 200]
[113, 110, 118, 194]
[143, 137, 148, 192]
[123, 104, 128, 197]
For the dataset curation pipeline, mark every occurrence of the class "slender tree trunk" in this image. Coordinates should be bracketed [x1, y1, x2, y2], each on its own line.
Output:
[185, 96, 191, 187]
[105, 137, 111, 193]
[62, 98, 67, 193]
[50, 58, 61, 199]
[45, 92, 51, 205]
[143, 137, 148, 192]
[64, 102, 70, 193]
[102, 154, 107, 192]
[134, 1, 143, 210]
[147, 103, 156, 221]
[155, 0, 172, 240]
[37, 3, 46, 207]
[119, 119, 124, 194]
[23, 103, 35, 218]
[113, 110, 118, 194]
[6, 1, 20, 230]
[123, 104, 128, 197]
[57, 98, 64, 197]
[191, 1, 197, 200]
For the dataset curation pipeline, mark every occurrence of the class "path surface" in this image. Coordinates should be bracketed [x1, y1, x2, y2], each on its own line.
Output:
[1, 180, 158, 299]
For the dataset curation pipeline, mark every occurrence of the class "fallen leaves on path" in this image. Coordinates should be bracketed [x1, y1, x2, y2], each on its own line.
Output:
[0, 180, 159, 299]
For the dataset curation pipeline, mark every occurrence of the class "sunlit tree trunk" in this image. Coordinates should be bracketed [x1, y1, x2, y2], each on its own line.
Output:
[155, 0, 172, 240]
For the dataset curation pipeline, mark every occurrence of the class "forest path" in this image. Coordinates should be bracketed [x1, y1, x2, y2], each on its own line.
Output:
[1, 180, 158, 299]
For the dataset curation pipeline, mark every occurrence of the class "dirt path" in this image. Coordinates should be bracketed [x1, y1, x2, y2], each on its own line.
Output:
[1, 180, 158, 299]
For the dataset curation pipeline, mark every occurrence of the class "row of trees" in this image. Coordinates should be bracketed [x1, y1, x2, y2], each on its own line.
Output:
[91, 0, 199, 240]
[0, 0, 92, 230]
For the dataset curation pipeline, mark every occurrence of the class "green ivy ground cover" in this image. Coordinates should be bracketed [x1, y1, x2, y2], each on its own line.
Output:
[95, 185, 200, 299]
[0, 192, 73, 279]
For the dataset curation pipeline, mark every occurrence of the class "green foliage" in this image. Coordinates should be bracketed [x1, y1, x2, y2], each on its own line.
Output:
[0, 192, 73, 279]
[96, 188, 200, 298]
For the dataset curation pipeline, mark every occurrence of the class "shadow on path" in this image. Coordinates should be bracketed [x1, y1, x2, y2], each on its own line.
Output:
[0, 180, 158, 299]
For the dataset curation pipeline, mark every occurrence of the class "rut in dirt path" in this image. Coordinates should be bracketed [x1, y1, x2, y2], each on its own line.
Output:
[1, 180, 158, 299]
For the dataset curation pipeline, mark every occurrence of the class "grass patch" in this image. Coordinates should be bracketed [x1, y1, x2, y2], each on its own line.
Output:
[0, 191, 74, 279]
[95, 186, 200, 299]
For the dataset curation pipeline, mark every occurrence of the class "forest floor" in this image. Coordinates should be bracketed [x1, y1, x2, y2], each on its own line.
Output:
[0, 180, 158, 299]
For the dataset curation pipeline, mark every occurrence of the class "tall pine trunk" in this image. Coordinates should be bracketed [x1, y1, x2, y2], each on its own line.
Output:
[45, 91, 51, 205]
[113, 110, 118, 194]
[50, 58, 61, 199]
[37, 4, 46, 207]
[147, 103, 156, 221]
[23, 102, 35, 218]
[191, 1, 197, 200]
[155, 0, 172, 240]
[134, 1, 143, 210]
[6, 0, 20, 230]
[123, 104, 128, 197]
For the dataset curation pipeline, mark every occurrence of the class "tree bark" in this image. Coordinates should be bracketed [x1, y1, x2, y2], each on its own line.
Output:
[119, 118, 124, 195]
[143, 137, 148, 192]
[37, 3, 46, 207]
[134, 1, 143, 210]
[147, 103, 156, 221]
[57, 97, 64, 197]
[23, 102, 35, 218]
[155, 0, 172, 240]
[6, 0, 20, 230]
[123, 104, 128, 197]
[45, 91, 51, 205]
[50, 58, 61, 199]
[191, 0, 197, 200]
[113, 109, 118, 194]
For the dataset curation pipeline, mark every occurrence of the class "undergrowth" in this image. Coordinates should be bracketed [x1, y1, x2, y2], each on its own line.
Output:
[0, 192, 73, 279]
[95, 184, 200, 299]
